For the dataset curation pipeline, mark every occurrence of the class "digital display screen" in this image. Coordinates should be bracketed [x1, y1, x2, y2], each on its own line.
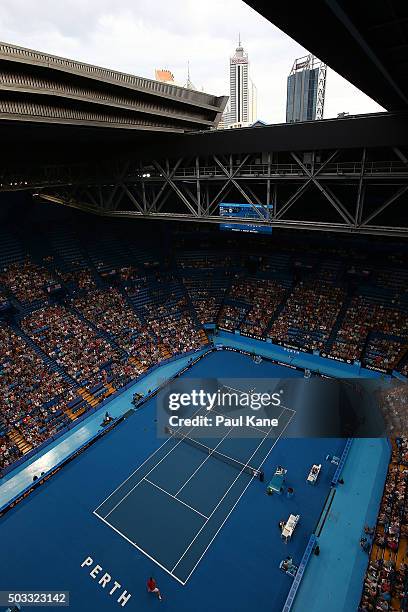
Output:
[219, 203, 273, 234]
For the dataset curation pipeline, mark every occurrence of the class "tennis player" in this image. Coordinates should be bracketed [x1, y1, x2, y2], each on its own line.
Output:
[147, 577, 163, 601]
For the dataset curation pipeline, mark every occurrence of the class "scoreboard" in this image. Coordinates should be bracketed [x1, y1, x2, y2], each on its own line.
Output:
[219, 203, 272, 235]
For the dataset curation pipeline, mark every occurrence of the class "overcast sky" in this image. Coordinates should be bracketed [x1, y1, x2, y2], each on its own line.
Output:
[0, 0, 384, 123]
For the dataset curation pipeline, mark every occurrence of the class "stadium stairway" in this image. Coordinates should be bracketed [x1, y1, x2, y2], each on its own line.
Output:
[77, 388, 99, 409]
[181, 271, 230, 322]
[197, 328, 210, 345]
[7, 428, 33, 455]
[174, 269, 203, 329]
[120, 287, 164, 346]
[118, 286, 150, 327]
[359, 332, 374, 365]
[263, 285, 294, 337]
[159, 343, 172, 360]
[64, 384, 115, 420]
[129, 355, 145, 370]
[125, 282, 157, 314]
[82, 256, 106, 289]
[324, 289, 354, 353]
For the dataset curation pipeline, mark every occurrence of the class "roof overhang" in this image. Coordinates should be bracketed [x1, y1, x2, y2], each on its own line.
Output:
[0, 41, 228, 133]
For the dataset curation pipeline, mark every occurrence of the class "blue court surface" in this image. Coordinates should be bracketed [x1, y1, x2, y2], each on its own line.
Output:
[1, 351, 345, 612]
[94, 396, 294, 585]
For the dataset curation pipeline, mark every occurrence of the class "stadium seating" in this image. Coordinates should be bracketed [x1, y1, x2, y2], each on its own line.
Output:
[0, 258, 56, 306]
[359, 438, 408, 610]
[330, 295, 408, 367]
[0, 320, 77, 467]
[268, 278, 346, 351]
[0, 212, 407, 473]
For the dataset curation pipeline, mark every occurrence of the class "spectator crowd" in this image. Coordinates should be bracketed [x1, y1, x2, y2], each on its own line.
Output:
[0, 259, 56, 304]
[269, 279, 346, 351]
[359, 438, 408, 611]
[1, 243, 408, 476]
[0, 321, 76, 471]
[0, 259, 209, 472]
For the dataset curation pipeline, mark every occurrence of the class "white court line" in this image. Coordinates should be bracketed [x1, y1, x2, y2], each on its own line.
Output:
[282, 405, 296, 413]
[144, 478, 209, 520]
[95, 383, 294, 515]
[94, 431, 175, 513]
[95, 406, 207, 518]
[174, 427, 235, 497]
[182, 407, 296, 584]
[103, 431, 198, 519]
[93, 510, 187, 586]
[101, 399, 291, 520]
[221, 384, 251, 394]
[94, 404, 206, 514]
[171, 406, 288, 573]
[94, 405, 295, 585]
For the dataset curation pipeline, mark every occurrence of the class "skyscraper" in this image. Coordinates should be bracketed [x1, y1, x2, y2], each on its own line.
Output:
[249, 78, 257, 125]
[221, 37, 257, 129]
[286, 55, 327, 123]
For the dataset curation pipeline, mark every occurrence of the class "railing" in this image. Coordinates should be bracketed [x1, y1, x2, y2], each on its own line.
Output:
[169, 161, 408, 178]
[282, 534, 318, 612]
[332, 438, 353, 486]
[0, 415, 125, 517]
[0, 42, 220, 108]
[2, 159, 408, 192]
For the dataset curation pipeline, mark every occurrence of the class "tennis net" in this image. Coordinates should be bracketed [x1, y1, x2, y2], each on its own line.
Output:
[165, 426, 264, 481]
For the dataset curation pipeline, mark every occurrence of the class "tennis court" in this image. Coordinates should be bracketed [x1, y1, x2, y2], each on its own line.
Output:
[94, 390, 295, 584]
[1, 350, 345, 612]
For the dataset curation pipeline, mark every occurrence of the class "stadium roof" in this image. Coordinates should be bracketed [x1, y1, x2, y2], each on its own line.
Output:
[2, 110, 408, 167]
[245, 1, 408, 113]
[1, 8, 408, 238]
[0, 41, 227, 133]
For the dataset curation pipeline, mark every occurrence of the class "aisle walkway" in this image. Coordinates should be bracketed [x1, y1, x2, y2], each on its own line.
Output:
[292, 438, 390, 612]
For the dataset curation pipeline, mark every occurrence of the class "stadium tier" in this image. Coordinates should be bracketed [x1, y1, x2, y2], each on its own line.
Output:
[0, 201, 407, 475]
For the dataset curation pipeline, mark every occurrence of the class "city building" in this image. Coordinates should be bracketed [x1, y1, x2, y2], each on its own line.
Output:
[154, 68, 175, 84]
[286, 54, 327, 123]
[219, 37, 257, 129]
[249, 77, 257, 126]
